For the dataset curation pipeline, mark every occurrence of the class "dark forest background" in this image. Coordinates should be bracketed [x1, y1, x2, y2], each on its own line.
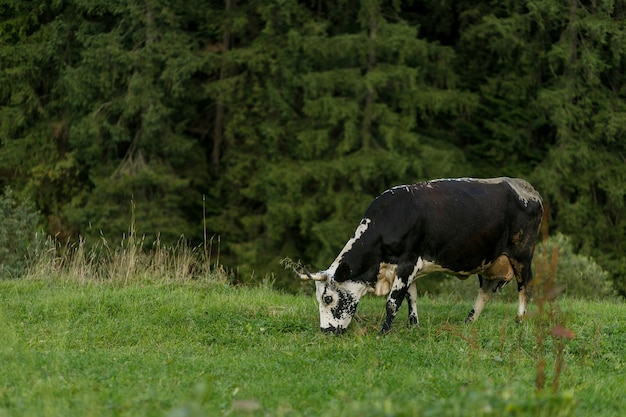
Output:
[1, 0, 625, 294]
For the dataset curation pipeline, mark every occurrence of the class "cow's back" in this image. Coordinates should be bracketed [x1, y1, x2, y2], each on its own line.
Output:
[364, 178, 542, 272]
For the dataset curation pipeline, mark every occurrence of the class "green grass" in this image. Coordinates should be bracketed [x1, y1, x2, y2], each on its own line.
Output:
[0, 277, 624, 417]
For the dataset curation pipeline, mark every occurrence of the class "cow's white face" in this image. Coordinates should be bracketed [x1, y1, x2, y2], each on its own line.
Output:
[315, 279, 368, 334]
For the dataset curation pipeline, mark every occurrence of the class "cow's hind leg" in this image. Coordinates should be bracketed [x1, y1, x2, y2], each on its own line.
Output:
[511, 257, 534, 321]
[405, 282, 419, 327]
[516, 284, 530, 322]
[465, 275, 500, 323]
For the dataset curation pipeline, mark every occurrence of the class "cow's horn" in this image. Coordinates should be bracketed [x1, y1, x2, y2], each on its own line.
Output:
[300, 266, 327, 282]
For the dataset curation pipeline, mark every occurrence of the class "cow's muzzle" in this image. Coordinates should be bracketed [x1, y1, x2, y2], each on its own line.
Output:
[321, 325, 346, 335]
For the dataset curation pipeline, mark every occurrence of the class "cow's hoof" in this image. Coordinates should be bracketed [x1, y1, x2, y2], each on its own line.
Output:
[321, 326, 346, 335]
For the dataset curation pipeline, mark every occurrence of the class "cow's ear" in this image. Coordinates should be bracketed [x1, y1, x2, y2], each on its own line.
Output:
[334, 262, 352, 282]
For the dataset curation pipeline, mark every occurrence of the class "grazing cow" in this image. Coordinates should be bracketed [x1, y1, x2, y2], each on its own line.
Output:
[292, 177, 543, 334]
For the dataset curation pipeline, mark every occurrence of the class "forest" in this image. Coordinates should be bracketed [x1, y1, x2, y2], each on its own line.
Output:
[1, 0, 625, 294]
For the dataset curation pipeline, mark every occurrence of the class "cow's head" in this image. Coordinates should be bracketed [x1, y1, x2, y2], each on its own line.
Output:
[298, 262, 368, 334]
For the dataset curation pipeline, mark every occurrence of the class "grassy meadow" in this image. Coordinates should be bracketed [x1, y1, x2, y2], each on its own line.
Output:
[1, 274, 624, 417]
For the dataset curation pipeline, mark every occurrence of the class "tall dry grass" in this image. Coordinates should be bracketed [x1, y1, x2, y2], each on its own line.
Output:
[26, 216, 227, 285]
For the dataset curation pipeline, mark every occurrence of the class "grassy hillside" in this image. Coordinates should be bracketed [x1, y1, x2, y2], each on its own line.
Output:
[0, 277, 624, 417]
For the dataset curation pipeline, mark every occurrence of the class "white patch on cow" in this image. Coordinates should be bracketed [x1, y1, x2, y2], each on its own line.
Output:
[315, 279, 368, 332]
[384, 183, 435, 197]
[415, 257, 424, 272]
[411, 257, 447, 282]
[432, 177, 504, 185]
[390, 184, 411, 193]
[325, 218, 371, 276]
[315, 281, 336, 329]
[409, 257, 434, 281]
[342, 280, 369, 299]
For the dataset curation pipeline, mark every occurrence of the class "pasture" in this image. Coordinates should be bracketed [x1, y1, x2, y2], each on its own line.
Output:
[0, 277, 624, 417]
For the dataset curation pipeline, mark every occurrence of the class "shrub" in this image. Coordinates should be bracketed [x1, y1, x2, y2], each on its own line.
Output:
[534, 233, 616, 300]
[0, 187, 39, 277]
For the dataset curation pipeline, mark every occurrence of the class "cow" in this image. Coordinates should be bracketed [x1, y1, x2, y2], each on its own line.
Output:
[291, 177, 543, 334]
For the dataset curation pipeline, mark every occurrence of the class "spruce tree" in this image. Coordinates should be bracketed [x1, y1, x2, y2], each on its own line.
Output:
[1, 0, 221, 246]
[206, 0, 475, 282]
[534, 0, 626, 294]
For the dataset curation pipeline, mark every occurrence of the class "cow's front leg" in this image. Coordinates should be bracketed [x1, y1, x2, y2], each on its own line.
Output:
[405, 282, 419, 327]
[380, 271, 412, 334]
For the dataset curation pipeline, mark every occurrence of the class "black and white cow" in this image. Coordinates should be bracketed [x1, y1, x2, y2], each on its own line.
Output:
[293, 177, 543, 334]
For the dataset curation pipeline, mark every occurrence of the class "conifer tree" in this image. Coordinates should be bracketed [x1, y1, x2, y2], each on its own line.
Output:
[1, 0, 624, 291]
[452, 1, 557, 176]
[534, 0, 626, 294]
[444, 0, 626, 293]
[0, 1, 83, 239]
[61, 0, 209, 243]
[1, 0, 213, 243]
[206, 0, 475, 281]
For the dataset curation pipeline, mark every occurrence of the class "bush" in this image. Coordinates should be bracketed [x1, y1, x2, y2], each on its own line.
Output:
[534, 233, 616, 300]
[0, 187, 39, 278]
